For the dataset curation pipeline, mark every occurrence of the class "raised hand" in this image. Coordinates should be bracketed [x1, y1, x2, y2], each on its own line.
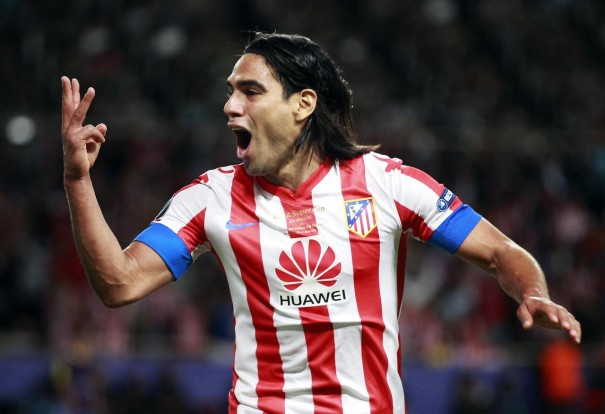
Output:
[61, 76, 107, 180]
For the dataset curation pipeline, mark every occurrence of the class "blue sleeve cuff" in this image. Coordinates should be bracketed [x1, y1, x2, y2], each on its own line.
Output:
[428, 205, 482, 253]
[133, 222, 192, 280]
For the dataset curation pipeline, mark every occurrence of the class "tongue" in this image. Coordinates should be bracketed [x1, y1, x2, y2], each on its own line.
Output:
[237, 145, 247, 159]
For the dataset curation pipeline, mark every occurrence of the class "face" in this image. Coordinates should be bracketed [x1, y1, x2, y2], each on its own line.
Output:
[224, 53, 304, 179]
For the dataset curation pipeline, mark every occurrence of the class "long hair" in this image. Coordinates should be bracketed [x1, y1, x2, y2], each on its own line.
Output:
[243, 32, 380, 161]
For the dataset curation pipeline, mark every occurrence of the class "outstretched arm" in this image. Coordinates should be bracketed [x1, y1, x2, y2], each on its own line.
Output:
[61, 77, 173, 307]
[455, 218, 581, 344]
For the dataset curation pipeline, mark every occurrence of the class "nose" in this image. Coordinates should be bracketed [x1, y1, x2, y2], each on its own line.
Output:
[224, 93, 243, 118]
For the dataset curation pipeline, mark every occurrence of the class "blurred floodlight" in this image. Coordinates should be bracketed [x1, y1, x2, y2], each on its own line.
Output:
[423, 0, 457, 25]
[78, 27, 111, 57]
[152, 26, 187, 58]
[338, 37, 367, 64]
[6, 115, 36, 145]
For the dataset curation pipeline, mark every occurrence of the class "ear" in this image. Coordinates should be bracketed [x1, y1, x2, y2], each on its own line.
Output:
[294, 89, 317, 122]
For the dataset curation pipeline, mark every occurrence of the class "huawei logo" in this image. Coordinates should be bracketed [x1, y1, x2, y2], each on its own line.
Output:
[276, 239, 341, 291]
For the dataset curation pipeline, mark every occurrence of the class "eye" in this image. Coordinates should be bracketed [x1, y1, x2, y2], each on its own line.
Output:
[226, 89, 234, 98]
[245, 89, 260, 96]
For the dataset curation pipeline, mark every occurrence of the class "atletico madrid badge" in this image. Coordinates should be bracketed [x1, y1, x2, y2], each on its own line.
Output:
[344, 197, 377, 238]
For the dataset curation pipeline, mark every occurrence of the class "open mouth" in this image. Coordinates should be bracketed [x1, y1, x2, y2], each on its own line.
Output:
[232, 128, 252, 159]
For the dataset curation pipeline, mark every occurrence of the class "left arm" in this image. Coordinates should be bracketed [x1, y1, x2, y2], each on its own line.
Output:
[455, 218, 581, 344]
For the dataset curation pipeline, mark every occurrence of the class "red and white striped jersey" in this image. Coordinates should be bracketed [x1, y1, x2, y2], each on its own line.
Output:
[135, 152, 481, 414]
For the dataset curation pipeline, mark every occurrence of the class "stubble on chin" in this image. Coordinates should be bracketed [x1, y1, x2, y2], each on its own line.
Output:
[242, 159, 263, 177]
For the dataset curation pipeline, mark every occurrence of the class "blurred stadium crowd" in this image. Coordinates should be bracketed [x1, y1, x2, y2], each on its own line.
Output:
[1, 0, 604, 412]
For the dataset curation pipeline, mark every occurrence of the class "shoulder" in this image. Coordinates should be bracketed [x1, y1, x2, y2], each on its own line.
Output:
[339, 152, 443, 190]
[348, 151, 418, 179]
[191, 164, 241, 186]
[168, 164, 244, 204]
[363, 152, 438, 182]
[338, 152, 395, 171]
[179, 164, 253, 194]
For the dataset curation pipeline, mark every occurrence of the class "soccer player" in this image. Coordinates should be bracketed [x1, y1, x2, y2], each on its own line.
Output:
[61, 32, 581, 413]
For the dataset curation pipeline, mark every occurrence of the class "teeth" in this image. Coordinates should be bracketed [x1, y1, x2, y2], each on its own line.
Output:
[231, 127, 246, 132]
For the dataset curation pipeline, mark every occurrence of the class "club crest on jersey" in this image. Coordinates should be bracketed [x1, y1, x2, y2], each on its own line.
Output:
[275, 239, 348, 308]
[436, 188, 455, 212]
[344, 197, 377, 238]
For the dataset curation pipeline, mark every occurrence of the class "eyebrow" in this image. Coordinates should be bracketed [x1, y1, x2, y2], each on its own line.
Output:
[226, 79, 267, 92]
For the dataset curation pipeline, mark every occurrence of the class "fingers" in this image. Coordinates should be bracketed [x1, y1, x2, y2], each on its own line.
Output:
[540, 307, 581, 344]
[63, 124, 106, 150]
[72, 78, 81, 108]
[96, 123, 108, 137]
[517, 297, 582, 344]
[61, 77, 107, 180]
[70, 86, 96, 128]
[61, 76, 73, 131]
[61, 76, 96, 134]
[561, 313, 582, 344]
[85, 124, 107, 147]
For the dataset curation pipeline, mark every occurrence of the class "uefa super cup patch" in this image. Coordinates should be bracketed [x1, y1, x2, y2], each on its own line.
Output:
[344, 197, 377, 238]
[436, 188, 456, 211]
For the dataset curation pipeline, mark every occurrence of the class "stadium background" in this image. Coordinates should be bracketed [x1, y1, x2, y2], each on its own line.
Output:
[1, 0, 604, 412]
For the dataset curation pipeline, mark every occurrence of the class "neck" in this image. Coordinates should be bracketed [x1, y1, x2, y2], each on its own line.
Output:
[264, 148, 324, 192]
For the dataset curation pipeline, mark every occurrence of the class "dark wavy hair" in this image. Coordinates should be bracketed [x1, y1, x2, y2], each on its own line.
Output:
[243, 32, 379, 161]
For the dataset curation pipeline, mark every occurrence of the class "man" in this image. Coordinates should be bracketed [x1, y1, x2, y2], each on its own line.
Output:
[61, 32, 581, 413]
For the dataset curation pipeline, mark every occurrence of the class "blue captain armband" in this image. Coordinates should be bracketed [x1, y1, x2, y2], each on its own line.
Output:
[134, 222, 192, 280]
[429, 205, 482, 254]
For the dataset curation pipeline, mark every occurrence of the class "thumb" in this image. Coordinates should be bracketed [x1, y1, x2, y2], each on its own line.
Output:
[517, 304, 534, 330]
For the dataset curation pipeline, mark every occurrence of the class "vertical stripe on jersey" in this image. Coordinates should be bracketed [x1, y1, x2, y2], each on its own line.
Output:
[281, 199, 343, 413]
[177, 208, 207, 251]
[228, 167, 285, 413]
[340, 159, 393, 413]
[395, 234, 407, 377]
[299, 308, 343, 413]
